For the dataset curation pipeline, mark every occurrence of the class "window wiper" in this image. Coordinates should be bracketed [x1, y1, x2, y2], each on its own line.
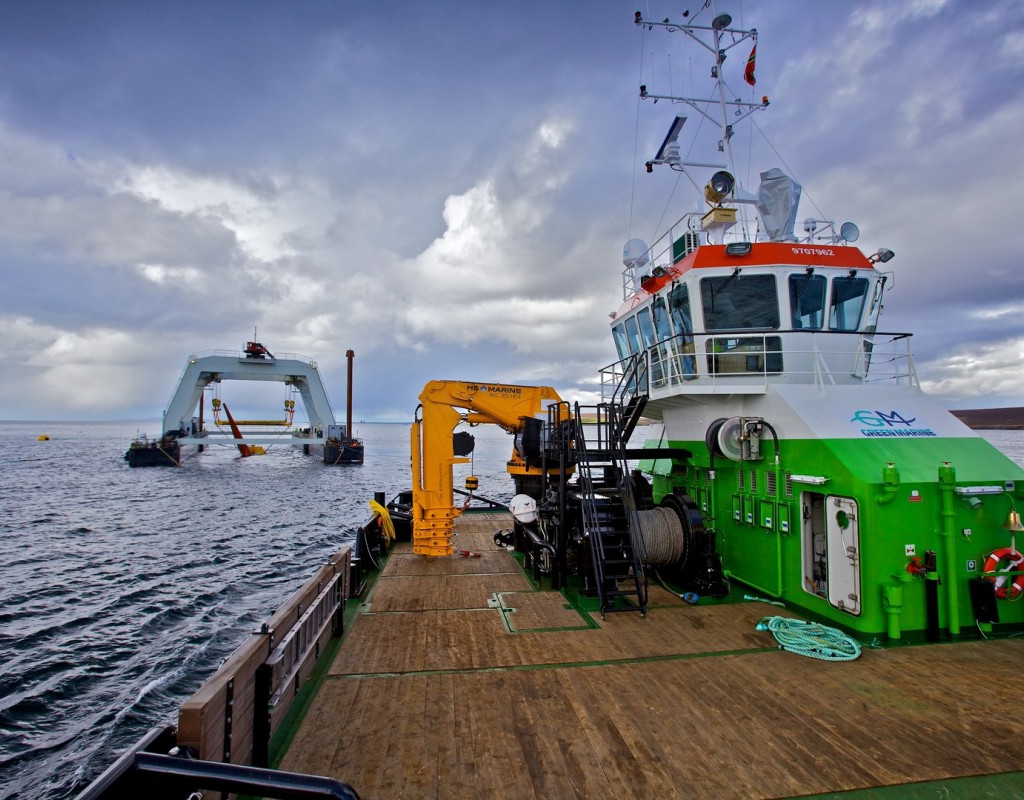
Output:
[709, 267, 742, 311]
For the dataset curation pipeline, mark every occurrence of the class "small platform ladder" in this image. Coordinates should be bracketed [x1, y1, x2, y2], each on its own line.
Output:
[573, 353, 649, 617]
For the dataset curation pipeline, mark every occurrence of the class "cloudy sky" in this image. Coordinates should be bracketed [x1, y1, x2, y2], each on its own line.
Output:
[1, 0, 1022, 423]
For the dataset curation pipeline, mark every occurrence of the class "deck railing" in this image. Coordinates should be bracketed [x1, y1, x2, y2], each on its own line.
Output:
[621, 214, 702, 298]
[187, 349, 319, 366]
[601, 330, 918, 401]
[176, 544, 351, 769]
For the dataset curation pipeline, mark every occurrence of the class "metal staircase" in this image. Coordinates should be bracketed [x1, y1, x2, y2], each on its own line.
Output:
[572, 354, 650, 617]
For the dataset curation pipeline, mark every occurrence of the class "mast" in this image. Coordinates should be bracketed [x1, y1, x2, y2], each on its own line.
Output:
[636, 5, 764, 192]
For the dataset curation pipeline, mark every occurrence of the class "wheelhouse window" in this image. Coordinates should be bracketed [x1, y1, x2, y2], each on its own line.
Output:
[829, 276, 869, 331]
[705, 335, 783, 375]
[623, 315, 642, 355]
[636, 307, 657, 348]
[651, 296, 673, 343]
[664, 284, 696, 378]
[612, 314, 645, 394]
[789, 273, 826, 330]
[863, 277, 885, 333]
[612, 323, 630, 360]
[637, 306, 665, 386]
[667, 282, 693, 335]
[701, 273, 780, 331]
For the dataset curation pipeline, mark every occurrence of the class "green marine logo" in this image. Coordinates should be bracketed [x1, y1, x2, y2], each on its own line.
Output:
[851, 410, 936, 437]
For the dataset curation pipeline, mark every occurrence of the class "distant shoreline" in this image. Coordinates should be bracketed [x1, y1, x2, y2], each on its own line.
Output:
[4, 410, 1024, 430]
[951, 407, 1024, 430]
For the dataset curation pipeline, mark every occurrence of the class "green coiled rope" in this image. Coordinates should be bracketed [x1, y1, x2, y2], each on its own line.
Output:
[756, 616, 862, 661]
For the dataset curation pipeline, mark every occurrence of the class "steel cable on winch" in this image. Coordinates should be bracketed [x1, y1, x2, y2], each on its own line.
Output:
[635, 507, 686, 566]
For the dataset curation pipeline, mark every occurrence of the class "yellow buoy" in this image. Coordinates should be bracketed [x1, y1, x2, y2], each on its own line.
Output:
[36, 434, 50, 441]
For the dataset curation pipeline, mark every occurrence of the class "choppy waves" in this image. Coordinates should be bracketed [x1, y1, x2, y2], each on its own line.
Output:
[0, 421, 419, 800]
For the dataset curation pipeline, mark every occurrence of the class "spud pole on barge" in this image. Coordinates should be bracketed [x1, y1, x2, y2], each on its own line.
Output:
[323, 349, 364, 465]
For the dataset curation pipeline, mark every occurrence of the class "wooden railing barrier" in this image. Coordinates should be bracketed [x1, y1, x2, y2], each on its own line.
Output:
[176, 544, 352, 767]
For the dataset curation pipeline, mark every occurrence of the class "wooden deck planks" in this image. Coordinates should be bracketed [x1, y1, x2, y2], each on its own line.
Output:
[370, 573, 531, 613]
[285, 645, 1024, 799]
[384, 549, 515, 577]
[329, 601, 778, 676]
[498, 591, 590, 631]
[279, 512, 1024, 799]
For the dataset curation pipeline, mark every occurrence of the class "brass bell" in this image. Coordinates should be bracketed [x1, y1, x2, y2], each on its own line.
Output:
[1003, 509, 1024, 532]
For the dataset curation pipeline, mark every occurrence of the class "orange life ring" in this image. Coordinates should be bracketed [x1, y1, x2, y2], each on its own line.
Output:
[983, 548, 1024, 600]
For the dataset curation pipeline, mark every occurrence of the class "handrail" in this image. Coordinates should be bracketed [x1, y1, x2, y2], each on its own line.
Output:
[187, 349, 320, 365]
[133, 753, 360, 799]
[520, 525, 558, 584]
[72, 726, 177, 800]
[571, 400, 647, 615]
[621, 213, 702, 298]
[572, 401, 609, 607]
[607, 402, 648, 610]
[601, 329, 918, 401]
[604, 351, 650, 410]
[177, 543, 353, 766]
[265, 572, 343, 708]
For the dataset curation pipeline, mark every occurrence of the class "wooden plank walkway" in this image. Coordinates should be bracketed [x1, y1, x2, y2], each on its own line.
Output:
[280, 513, 1024, 799]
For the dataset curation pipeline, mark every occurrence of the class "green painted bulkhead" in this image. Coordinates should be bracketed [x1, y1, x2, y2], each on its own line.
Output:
[639, 385, 1024, 639]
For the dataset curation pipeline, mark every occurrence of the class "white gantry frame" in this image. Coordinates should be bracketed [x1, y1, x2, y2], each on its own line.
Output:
[163, 350, 336, 446]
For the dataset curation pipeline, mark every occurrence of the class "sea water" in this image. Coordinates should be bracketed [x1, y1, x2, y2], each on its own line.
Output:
[1, 421, 1023, 799]
[0, 420, 518, 800]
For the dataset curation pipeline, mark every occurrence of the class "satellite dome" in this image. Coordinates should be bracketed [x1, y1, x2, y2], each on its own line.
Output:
[622, 239, 650, 269]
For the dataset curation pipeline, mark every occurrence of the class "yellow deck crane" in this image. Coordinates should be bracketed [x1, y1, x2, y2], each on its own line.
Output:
[410, 380, 570, 557]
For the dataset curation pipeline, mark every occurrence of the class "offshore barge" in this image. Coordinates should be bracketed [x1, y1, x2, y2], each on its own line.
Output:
[125, 343, 363, 466]
[84, 6, 1024, 799]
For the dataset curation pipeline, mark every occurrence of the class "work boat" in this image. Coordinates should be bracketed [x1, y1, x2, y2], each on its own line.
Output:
[75, 8, 1024, 800]
[611, 9, 1024, 639]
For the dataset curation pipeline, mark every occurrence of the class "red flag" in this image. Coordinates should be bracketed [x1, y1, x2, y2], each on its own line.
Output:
[744, 43, 757, 86]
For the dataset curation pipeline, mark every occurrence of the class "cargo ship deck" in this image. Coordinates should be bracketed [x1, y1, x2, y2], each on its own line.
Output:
[276, 512, 1024, 799]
